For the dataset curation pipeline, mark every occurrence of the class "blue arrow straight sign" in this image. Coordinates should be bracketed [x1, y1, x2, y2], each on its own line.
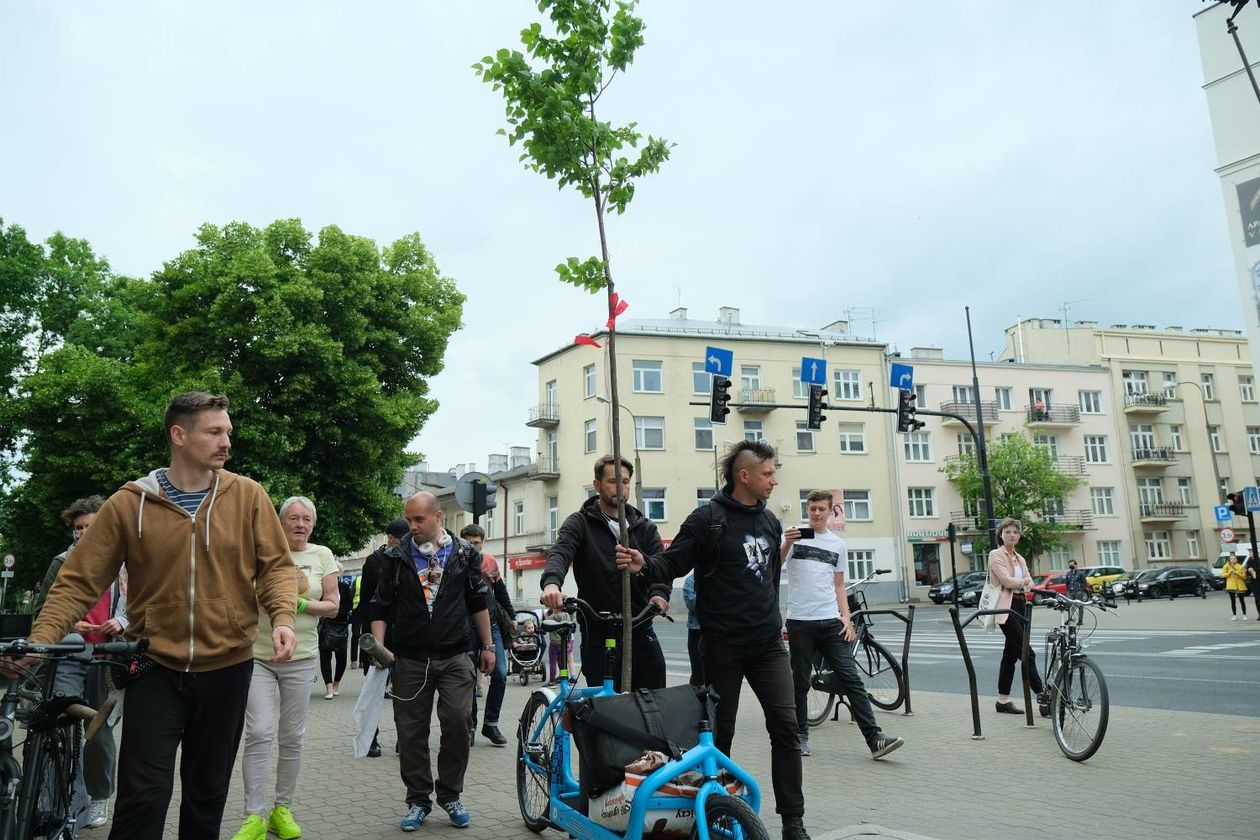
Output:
[1215, 504, 1233, 523]
[704, 346, 733, 377]
[889, 362, 914, 391]
[799, 356, 827, 386]
[1246, 486, 1260, 512]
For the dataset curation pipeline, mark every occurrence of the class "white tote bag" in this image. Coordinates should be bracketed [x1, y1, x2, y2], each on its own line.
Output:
[352, 665, 390, 758]
[977, 577, 1001, 633]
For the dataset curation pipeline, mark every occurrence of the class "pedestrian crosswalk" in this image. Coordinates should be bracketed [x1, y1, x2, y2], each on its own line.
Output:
[901, 629, 1235, 663]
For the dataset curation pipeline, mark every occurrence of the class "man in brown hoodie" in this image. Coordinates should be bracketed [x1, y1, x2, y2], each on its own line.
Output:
[22, 392, 297, 840]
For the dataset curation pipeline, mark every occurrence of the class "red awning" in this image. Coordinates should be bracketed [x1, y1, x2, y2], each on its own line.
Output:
[509, 553, 548, 571]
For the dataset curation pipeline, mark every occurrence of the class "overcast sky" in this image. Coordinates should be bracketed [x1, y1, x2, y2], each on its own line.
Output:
[1, 2, 1240, 470]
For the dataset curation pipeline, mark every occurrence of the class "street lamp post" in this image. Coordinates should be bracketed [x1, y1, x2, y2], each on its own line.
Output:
[597, 395, 643, 508]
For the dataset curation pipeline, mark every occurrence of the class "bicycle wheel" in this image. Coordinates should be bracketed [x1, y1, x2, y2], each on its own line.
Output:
[855, 638, 904, 711]
[1051, 656, 1109, 762]
[805, 652, 834, 727]
[516, 691, 557, 832]
[17, 725, 78, 839]
[694, 792, 769, 840]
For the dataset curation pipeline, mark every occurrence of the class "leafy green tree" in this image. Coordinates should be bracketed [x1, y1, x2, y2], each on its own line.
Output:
[941, 434, 1083, 565]
[475, 0, 671, 689]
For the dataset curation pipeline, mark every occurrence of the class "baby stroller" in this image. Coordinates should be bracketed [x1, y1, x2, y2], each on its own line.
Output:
[509, 610, 546, 685]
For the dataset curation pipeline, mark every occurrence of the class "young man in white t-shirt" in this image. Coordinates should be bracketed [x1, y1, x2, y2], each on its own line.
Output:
[782, 490, 903, 759]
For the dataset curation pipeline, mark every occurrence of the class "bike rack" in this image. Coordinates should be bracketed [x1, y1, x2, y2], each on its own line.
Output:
[947, 601, 1037, 739]
[846, 603, 917, 716]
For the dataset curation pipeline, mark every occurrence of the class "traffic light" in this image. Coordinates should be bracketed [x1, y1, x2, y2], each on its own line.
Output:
[709, 376, 732, 424]
[896, 388, 925, 433]
[471, 479, 497, 523]
[1227, 491, 1247, 516]
[806, 386, 827, 430]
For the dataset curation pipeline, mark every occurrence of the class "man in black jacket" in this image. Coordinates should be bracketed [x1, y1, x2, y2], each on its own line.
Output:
[355, 518, 409, 670]
[369, 493, 495, 832]
[616, 441, 811, 840]
[461, 524, 515, 747]
[541, 455, 670, 691]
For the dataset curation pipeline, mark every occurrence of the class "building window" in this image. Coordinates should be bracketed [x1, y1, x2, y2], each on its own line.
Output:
[1210, 425, 1222, 453]
[633, 360, 663, 393]
[838, 423, 866, 453]
[957, 434, 975, 456]
[1079, 391, 1102, 414]
[634, 416, 665, 450]
[844, 490, 871, 521]
[797, 490, 811, 521]
[952, 385, 975, 403]
[513, 500, 525, 536]
[544, 379, 557, 409]
[1137, 476, 1165, 506]
[1122, 370, 1147, 395]
[1129, 425, 1155, 452]
[694, 418, 714, 451]
[848, 549, 875, 580]
[995, 387, 1012, 411]
[547, 496, 559, 542]
[1048, 546, 1075, 566]
[1248, 427, 1260, 455]
[642, 488, 666, 522]
[1201, 373, 1216, 401]
[1241, 375, 1256, 403]
[1090, 487, 1115, 516]
[1145, 530, 1171, 560]
[485, 507, 495, 538]
[833, 369, 862, 401]
[1161, 371, 1177, 393]
[583, 364, 596, 398]
[696, 487, 715, 509]
[692, 362, 710, 395]
[1084, 435, 1108, 463]
[795, 421, 815, 453]
[1029, 387, 1053, 407]
[904, 431, 932, 462]
[584, 418, 597, 453]
[1220, 477, 1231, 500]
[1187, 530, 1201, 558]
[740, 365, 761, 390]
[1169, 425, 1183, 451]
[791, 368, 808, 399]
[914, 384, 926, 406]
[907, 487, 935, 518]
[744, 420, 764, 442]
[1097, 541, 1121, 565]
[1177, 477, 1193, 505]
[1033, 433, 1059, 459]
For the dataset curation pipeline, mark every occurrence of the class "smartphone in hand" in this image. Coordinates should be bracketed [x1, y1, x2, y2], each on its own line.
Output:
[798, 527, 815, 539]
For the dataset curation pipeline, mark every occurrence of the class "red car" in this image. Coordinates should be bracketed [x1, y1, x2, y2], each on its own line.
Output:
[1030, 571, 1090, 604]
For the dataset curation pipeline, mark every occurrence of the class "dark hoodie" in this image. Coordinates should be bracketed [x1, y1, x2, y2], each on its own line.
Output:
[640, 489, 783, 644]
[541, 496, 670, 619]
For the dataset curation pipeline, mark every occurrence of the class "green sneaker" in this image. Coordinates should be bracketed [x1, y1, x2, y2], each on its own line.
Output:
[269, 805, 302, 840]
[230, 815, 267, 840]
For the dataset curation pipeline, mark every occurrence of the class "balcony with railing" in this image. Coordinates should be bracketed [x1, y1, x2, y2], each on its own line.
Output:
[1123, 392, 1170, 414]
[1041, 509, 1095, 530]
[736, 387, 777, 412]
[1050, 456, 1087, 477]
[938, 401, 999, 426]
[525, 403, 560, 428]
[1131, 446, 1176, 467]
[529, 457, 560, 480]
[1025, 404, 1081, 426]
[949, 511, 987, 532]
[1138, 501, 1186, 522]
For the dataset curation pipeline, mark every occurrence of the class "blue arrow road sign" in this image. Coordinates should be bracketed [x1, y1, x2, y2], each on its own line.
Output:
[800, 357, 827, 386]
[704, 346, 733, 377]
[1215, 504, 1233, 523]
[1246, 486, 1260, 512]
[889, 362, 914, 391]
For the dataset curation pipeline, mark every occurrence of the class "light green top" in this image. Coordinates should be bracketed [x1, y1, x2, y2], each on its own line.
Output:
[254, 543, 341, 661]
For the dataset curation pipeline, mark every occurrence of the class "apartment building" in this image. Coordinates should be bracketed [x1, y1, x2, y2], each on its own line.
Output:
[1002, 318, 1260, 568]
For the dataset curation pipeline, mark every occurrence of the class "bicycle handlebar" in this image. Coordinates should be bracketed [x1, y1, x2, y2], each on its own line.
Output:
[560, 596, 661, 631]
[1029, 588, 1111, 611]
[0, 638, 148, 658]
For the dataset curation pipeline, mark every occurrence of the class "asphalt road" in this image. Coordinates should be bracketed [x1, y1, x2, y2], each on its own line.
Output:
[646, 599, 1260, 717]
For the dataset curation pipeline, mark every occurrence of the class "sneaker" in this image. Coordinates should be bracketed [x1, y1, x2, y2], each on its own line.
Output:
[481, 724, 507, 747]
[1233, 615, 1240, 621]
[367, 742, 382, 758]
[400, 805, 430, 832]
[439, 799, 471, 828]
[868, 733, 904, 759]
[268, 805, 302, 840]
[85, 799, 109, 828]
[324, 691, 334, 700]
[782, 815, 810, 840]
[798, 733, 811, 757]
[230, 815, 267, 840]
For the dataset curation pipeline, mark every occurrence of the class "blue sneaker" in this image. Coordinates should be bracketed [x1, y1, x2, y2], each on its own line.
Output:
[400, 804, 429, 832]
[440, 800, 471, 828]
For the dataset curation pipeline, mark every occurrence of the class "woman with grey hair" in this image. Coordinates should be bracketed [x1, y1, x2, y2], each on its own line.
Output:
[230, 496, 341, 840]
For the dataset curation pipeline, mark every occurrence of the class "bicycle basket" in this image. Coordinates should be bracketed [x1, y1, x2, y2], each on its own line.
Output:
[847, 591, 871, 628]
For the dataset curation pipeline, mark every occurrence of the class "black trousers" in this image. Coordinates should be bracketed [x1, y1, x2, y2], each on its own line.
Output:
[320, 645, 347, 685]
[687, 628, 704, 687]
[702, 635, 802, 817]
[786, 618, 880, 743]
[109, 658, 253, 840]
[997, 599, 1043, 695]
[579, 627, 666, 693]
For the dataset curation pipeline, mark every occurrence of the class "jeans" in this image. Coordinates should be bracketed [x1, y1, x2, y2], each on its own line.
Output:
[578, 627, 666, 692]
[392, 653, 475, 808]
[701, 635, 803, 817]
[786, 618, 881, 743]
[687, 628, 704, 687]
[109, 658, 253, 840]
[997, 599, 1043, 696]
[469, 625, 506, 727]
[241, 658, 317, 817]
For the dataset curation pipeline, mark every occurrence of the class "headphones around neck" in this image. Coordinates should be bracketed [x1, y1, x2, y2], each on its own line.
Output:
[416, 530, 453, 557]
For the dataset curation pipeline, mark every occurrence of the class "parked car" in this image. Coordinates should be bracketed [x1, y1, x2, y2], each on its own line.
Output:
[957, 575, 989, 608]
[928, 571, 987, 604]
[1082, 564, 1128, 591]
[1121, 569, 1160, 600]
[1135, 567, 1210, 599]
[1183, 566, 1216, 597]
[1108, 570, 1145, 597]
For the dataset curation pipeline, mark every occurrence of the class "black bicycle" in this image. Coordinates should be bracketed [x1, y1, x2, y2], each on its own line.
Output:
[1032, 590, 1111, 761]
[805, 569, 905, 726]
[0, 637, 146, 839]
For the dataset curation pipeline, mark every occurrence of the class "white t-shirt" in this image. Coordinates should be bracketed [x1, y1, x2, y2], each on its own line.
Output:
[784, 530, 846, 620]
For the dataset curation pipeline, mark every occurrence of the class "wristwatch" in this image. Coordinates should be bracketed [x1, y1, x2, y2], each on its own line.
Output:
[481, 645, 495, 652]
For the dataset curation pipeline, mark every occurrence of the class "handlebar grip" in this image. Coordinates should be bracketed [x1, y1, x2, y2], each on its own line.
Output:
[91, 639, 148, 656]
[875, 568, 891, 575]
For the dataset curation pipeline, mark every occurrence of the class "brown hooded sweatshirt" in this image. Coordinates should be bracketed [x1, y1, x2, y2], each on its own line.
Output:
[30, 468, 296, 672]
